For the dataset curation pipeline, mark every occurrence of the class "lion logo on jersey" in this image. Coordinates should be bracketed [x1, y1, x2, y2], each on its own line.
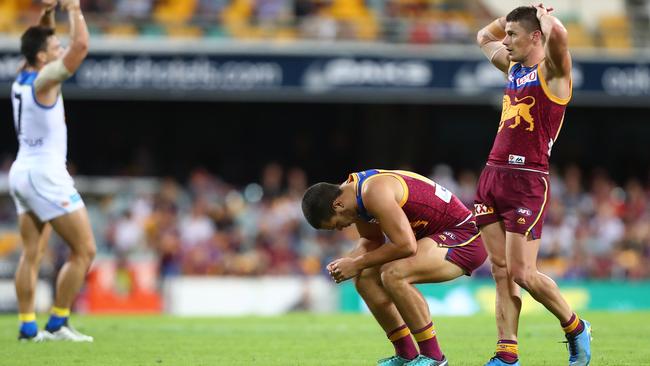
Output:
[499, 95, 536, 132]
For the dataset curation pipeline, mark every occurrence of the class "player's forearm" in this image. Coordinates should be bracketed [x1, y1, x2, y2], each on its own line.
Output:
[66, 5, 89, 55]
[346, 238, 381, 259]
[39, 6, 56, 28]
[477, 16, 506, 46]
[352, 241, 415, 270]
[538, 13, 568, 45]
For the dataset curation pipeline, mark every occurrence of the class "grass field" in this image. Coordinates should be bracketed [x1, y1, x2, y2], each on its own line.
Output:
[1, 311, 648, 365]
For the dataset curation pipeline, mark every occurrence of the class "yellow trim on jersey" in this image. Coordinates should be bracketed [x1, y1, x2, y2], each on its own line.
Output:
[347, 173, 360, 196]
[388, 327, 411, 341]
[438, 231, 481, 249]
[525, 176, 549, 237]
[538, 62, 572, 105]
[364, 172, 410, 207]
[554, 112, 566, 142]
[508, 61, 517, 73]
[383, 170, 437, 188]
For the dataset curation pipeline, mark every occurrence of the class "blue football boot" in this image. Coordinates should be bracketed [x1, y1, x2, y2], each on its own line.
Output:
[484, 356, 520, 366]
[377, 355, 412, 366]
[566, 320, 592, 366]
[404, 355, 448, 366]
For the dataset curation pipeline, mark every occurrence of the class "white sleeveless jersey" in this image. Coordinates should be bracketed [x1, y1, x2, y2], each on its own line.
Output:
[11, 70, 67, 166]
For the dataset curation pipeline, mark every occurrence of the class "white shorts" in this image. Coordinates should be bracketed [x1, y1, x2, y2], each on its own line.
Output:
[8, 162, 85, 222]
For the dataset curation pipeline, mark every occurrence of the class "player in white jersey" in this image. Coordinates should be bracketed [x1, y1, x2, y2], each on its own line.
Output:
[10, 0, 94, 342]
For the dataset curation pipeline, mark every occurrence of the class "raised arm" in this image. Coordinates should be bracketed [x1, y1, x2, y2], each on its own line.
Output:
[39, 0, 58, 28]
[60, 0, 89, 74]
[34, 0, 89, 97]
[477, 16, 510, 74]
[535, 4, 571, 78]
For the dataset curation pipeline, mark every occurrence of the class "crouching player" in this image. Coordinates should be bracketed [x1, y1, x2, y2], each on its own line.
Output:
[302, 169, 488, 366]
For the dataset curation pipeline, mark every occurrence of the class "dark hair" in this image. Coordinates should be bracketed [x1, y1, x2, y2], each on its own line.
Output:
[301, 182, 342, 229]
[20, 26, 55, 67]
[506, 6, 541, 33]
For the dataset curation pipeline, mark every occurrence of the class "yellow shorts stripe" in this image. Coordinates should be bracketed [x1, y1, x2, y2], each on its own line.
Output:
[525, 176, 548, 237]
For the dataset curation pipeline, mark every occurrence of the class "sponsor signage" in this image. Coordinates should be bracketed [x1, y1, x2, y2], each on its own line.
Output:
[1, 51, 648, 105]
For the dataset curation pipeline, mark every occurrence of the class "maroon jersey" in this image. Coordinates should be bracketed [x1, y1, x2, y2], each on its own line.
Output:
[487, 62, 571, 173]
[348, 169, 473, 241]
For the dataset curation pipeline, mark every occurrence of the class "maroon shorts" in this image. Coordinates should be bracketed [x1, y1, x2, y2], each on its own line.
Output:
[474, 164, 550, 239]
[429, 220, 488, 276]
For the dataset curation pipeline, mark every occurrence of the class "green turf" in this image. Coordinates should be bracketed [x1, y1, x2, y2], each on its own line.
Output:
[0, 311, 648, 365]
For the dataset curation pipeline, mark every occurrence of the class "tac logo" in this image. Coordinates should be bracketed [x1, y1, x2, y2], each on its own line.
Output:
[442, 231, 457, 240]
[516, 207, 533, 217]
[517, 217, 527, 225]
[474, 203, 494, 216]
[499, 95, 536, 132]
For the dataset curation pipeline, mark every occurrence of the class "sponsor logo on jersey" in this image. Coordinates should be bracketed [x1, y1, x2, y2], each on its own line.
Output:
[516, 207, 533, 217]
[517, 217, 526, 225]
[516, 69, 538, 87]
[442, 231, 457, 240]
[474, 203, 494, 216]
[22, 138, 44, 147]
[508, 154, 526, 165]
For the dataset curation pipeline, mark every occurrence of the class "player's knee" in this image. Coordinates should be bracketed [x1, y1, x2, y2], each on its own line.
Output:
[354, 270, 374, 293]
[21, 248, 41, 265]
[509, 269, 534, 290]
[490, 263, 508, 282]
[379, 265, 405, 288]
[71, 240, 96, 265]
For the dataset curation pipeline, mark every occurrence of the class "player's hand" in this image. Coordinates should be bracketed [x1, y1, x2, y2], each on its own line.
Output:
[327, 257, 360, 283]
[532, 3, 554, 20]
[60, 0, 80, 11]
[42, 0, 57, 11]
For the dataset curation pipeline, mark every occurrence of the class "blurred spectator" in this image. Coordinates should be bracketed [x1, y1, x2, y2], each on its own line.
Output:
[2, 162, 650, 282]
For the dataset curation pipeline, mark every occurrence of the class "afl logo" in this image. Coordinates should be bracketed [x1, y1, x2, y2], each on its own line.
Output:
[442, 231, 457, 240]
[516, 207, 532, 217]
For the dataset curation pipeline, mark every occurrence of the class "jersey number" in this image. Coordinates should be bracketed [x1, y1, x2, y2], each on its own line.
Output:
[13, 92, 22, 136]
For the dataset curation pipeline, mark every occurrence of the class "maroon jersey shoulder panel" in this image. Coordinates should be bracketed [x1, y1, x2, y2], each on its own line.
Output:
[375, 170, 473, 240]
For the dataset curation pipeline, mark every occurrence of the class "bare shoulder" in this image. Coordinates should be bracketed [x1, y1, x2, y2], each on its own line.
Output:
[361, 175, 403, 210]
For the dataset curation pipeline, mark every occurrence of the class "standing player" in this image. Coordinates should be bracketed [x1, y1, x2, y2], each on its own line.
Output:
[302, 169, 488, 366]
[10, 0, 95, 341]
[474, 4, 590, 365]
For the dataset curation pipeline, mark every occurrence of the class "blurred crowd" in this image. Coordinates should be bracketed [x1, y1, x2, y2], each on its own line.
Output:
[0, 0, 641, 48]
[1, 162, 649, 281]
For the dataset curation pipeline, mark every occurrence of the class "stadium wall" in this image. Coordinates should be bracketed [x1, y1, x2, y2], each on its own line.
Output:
[1, 40, 649, 106]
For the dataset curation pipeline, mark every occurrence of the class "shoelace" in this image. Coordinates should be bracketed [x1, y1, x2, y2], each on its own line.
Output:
[561, 336, 579, 358]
